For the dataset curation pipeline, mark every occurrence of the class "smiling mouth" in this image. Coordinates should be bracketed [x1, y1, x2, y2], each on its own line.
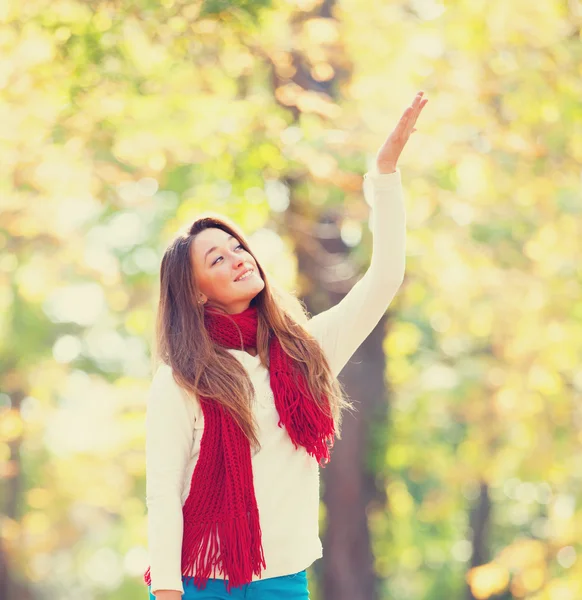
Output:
[234, 268, 255, 282]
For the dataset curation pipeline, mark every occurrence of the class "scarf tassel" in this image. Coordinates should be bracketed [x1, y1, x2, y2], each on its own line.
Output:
[181, 507, 266, 594]
[270, 369, 335, 464]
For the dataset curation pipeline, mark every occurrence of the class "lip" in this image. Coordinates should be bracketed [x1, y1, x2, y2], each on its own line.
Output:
[234, 268, 255, 282]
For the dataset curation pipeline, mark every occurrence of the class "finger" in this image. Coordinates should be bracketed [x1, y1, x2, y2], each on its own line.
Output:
[404, 122, 416, 138]
[405, 106, 424, 136]
[408, 100, 420, 118]
[411, 95, 426, 118]
[399, 94, 426, 136]
[411, 91, 424, 109]
[395, 107, 413, 134]
[396, 94, 425, 140]
[410, 98, 429, 126]
[405, 102, 421, 128]
[406, 98, 423, 128]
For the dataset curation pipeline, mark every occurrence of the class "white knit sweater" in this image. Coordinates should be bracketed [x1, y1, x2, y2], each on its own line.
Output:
[145, 167, 406, 594]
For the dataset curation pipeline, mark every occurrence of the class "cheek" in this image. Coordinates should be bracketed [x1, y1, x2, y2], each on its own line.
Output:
[196, 267, 224, 296]
[206, 266, 236, 292]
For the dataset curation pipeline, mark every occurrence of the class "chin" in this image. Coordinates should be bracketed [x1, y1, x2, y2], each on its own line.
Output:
[249, 279, 265, 296]
[247, 278, 265, 298]
[228, 277, 265, 305]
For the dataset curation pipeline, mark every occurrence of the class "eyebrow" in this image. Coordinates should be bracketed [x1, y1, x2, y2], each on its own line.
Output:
[204, 234, 236, 262]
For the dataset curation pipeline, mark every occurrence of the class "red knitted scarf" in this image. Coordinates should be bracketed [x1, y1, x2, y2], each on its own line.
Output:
[144, 304, 335, 592]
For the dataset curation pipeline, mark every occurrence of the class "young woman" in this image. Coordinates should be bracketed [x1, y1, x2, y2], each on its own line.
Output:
[144, 91, 428, 600]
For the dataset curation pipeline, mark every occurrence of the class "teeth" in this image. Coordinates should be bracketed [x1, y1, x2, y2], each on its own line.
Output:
[236, 269, 254, 281]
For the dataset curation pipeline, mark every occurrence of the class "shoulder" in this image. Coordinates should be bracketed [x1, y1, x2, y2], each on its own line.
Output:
[148, 363, 200, 414]
[147, 363, 201, 422]
[151, 362, 175, 387]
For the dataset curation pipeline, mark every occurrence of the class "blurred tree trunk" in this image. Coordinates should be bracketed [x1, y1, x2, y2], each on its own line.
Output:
[0, 543, 8, 600]
[321, 311, 389, 600]
[465, 481, 492, 600]
[0, 388, 32, 600]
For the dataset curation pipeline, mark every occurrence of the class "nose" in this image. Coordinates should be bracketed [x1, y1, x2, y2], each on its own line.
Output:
[230, 253, 245, 268]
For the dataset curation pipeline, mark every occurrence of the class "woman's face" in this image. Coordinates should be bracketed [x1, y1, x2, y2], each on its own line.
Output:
[190, 227, 265, 315]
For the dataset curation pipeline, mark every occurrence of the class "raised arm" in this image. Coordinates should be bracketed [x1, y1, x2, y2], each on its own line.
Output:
[306, 168, 405, 376]
[307, 92, 428, 377]
[145, 364, 196, 596]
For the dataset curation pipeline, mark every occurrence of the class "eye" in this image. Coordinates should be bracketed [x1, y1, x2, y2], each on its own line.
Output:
[211, 243, 244, 266]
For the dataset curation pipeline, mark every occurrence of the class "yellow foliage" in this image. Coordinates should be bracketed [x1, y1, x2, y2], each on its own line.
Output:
[497, 539, 546, 570]
[26, 487, 51, 509]
[466, 562, 510, 599]
[384, 321, 422, 357]
[0, 409, 23, 442]
[521, 564, 546, 592]
[21, 511, 51, 537]
[0, 516, 20, 542]
[386, 480, 414, 517]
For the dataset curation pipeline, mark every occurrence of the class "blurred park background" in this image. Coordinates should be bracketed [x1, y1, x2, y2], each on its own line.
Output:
[1, 0, 581, 599]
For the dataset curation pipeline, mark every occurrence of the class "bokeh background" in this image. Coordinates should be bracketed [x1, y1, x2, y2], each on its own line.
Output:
[1, 0, 581, 599]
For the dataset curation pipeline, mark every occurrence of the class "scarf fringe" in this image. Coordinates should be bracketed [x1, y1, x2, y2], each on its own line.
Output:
[145, 509, 266, 593]
[182, 507, 266, 593]
[270, 368, 335, 466]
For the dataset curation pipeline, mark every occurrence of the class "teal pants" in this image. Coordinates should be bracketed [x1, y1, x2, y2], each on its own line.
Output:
[149, 570, 309, 599]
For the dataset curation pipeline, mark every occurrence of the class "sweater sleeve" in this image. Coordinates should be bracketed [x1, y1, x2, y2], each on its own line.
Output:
[306, 167, 406, 378]
[145, 364, 196, 595]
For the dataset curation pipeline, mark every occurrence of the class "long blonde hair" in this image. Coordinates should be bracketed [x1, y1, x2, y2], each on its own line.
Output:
[153, 213, 353, 451]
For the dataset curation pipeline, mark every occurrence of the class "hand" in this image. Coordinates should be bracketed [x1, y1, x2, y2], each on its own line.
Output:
[375, 91, 428, 174]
